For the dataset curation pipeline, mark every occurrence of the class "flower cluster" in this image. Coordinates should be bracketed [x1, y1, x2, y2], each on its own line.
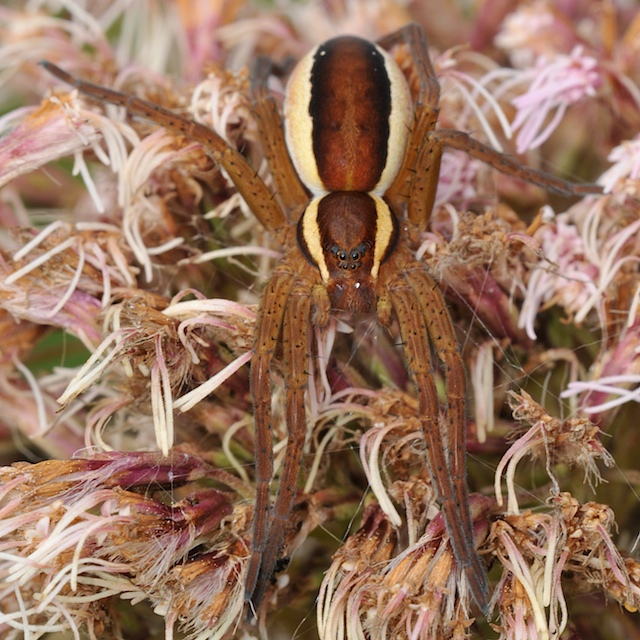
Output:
[0, 451, 251, 639]
[1, 1, 640, 639]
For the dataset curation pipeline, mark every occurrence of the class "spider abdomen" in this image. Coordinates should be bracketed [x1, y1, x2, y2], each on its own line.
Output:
[285, 35, 412, 195]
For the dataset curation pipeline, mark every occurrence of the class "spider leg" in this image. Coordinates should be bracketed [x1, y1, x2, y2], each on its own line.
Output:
[378, 24, 445, 232]
[405, 260, 490, 611]
[250, 58, 309, 221]
[377, 26, 602, 233]
[382, 250, 489, 613]
[400, 126, 602, 234]
[245, 267, 295, 610]
[246, 269, 313, 615]
[434, 128, 603, 197]
[377, 23, 438, 100]
[40, 62, 289, 245]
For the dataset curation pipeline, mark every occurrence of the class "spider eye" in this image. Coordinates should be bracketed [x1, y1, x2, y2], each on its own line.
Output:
[328, 245, 361, 268]
[350, 243, 367, 261]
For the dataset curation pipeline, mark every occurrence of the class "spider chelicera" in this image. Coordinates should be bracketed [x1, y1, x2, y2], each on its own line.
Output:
[43, 23, 600, 618]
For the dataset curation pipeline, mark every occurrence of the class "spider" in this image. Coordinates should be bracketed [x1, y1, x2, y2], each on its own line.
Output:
[43, 23, 600, 618]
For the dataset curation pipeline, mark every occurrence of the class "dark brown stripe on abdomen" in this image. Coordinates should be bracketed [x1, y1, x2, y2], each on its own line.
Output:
[309, 37, 391, 193]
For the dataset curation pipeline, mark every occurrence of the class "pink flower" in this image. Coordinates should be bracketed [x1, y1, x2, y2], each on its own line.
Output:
[518, 216, 599, 340]
[494, 0, 580, 68]
[598, 134, 640, 194]
[510, 47, 601, 153]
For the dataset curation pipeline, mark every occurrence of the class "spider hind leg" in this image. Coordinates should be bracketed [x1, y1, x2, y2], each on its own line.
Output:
[250, 57, 309, 220]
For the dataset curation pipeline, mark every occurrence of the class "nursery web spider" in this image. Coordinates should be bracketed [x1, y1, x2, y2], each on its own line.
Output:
[43, 23, 600, 617]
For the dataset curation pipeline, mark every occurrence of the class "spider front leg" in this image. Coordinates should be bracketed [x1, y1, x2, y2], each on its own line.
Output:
[245, 267, 293, 611]
[41, 59, 314, 619]
[245, 259, 317, 615]
[381, 247, 489, 613]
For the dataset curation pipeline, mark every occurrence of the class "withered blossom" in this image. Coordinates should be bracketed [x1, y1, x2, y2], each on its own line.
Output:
[0, 451, 251, 639]
[497, 390, 614, 511]
[489, 494, 640, 639]
[318, 493, 491, 640]
[0, 1, 639, 639]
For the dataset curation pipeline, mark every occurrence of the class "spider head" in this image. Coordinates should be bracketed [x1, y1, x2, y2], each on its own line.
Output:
[297, 191, 398, 313]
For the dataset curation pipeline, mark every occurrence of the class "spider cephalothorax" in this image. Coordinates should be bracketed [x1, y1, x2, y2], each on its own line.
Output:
[43, 22, 600, 620]
[297, 191, 398, 312]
